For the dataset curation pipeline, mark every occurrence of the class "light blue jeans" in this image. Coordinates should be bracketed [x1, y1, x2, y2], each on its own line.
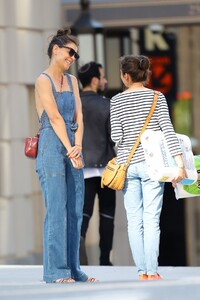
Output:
[123, 160, 164, 275]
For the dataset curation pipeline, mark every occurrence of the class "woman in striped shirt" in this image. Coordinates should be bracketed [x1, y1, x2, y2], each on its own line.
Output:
[110, 55, 186, 280]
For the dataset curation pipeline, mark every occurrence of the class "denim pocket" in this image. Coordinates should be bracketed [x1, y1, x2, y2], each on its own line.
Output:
[39, 129, 53, 155]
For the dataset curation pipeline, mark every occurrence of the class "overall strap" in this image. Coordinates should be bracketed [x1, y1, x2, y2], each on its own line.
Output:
[38, 73, 63, 133]
[42, 72, 56, 93]
[65, 73, 73, 92]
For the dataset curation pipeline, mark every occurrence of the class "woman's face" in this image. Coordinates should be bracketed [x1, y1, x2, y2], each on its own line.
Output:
[54, 42, 79, 71]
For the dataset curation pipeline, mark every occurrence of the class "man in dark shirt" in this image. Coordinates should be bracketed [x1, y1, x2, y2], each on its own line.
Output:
[78, 62, 116, 266]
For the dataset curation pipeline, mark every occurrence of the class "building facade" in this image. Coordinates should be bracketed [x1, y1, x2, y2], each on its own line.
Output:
[0, 0, 61, 264]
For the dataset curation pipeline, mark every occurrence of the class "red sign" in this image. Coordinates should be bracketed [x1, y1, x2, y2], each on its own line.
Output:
[148, 56, 173, 95]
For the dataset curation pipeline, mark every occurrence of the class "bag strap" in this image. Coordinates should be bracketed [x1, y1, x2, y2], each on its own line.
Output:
[125, 91, 159, 166]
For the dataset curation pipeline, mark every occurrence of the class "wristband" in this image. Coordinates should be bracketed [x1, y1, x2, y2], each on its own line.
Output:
[178, 166, 184, 169]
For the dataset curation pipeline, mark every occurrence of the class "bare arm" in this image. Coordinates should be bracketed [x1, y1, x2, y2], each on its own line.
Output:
[172, 154, 188, 187]
[64, 75, 84, 168]
[35, 75, 74, 152]
[71, 75, 83, 147]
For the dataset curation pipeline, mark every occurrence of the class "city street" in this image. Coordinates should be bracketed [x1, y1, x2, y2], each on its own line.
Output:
[0, 265, 200, 299]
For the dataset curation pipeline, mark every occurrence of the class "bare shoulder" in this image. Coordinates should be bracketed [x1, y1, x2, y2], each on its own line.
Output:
[68, 74, 79, 94]
[68, 74, 78, 85]
[36, 73, 49, 83]
[35, 73, 51, 89]
[68, 73, 76, 81]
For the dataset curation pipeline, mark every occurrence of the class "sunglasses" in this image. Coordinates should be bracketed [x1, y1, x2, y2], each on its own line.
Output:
[61, 46, 80, 61]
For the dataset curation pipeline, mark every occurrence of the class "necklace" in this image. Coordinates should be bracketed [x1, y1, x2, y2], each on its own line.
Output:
[52, 75, 63, 92]
[59, 75, 63, 92]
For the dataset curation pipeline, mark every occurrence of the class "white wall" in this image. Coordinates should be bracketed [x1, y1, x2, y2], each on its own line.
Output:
[0, 0, 61, 264]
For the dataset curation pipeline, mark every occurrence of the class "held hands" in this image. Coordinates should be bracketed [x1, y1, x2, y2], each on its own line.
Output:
[67, 145, 84, 169]
[70, 157, 84, 169]
[172, 167, 188, 188]
[67, 145, 82, 158]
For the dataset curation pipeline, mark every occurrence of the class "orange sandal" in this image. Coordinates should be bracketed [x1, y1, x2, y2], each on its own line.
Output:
[138, 274, 148, 280]
[148, 274, 163, 280]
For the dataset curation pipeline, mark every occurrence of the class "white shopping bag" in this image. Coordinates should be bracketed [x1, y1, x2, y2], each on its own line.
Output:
[141, 130, 197, 185]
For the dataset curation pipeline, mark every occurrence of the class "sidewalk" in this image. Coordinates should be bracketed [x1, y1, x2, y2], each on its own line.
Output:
[0, 265, 200, 299]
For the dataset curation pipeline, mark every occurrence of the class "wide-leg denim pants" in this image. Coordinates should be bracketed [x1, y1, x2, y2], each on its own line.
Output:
[36, 126, 87, 283]
[123, 160, 164, 275]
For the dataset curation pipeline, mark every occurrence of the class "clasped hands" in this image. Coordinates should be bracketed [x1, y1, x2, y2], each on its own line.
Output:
[67, 145, 84, 169]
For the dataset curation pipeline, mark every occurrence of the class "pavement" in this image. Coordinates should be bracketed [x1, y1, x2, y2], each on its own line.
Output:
[0, 265, 200, 300]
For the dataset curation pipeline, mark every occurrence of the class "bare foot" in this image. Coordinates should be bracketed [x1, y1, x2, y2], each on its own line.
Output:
[53, 278, 75, 283]
[84, 277, 99, 282]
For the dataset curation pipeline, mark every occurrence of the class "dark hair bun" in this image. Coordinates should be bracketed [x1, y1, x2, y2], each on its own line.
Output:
[56, 28, 71, 37]
[139, 56, 150, 71]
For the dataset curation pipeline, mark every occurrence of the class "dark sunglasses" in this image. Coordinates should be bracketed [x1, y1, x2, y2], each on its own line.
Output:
[61, 46, 80, 60]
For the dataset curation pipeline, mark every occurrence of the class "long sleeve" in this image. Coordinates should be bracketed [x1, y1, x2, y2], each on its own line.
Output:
[110, 95, 123, 145]
[157, 94, 182, 157]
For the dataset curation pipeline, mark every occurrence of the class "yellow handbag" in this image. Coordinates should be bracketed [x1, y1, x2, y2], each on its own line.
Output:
[101, 91, 158, 191]
[100, 158, 128, 190]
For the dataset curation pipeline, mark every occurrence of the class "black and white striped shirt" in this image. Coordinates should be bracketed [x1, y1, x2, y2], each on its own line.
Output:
[110, 89, 182, 164]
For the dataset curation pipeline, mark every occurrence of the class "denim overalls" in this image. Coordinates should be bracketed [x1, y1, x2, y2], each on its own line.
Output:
[36, 73, 87, 283]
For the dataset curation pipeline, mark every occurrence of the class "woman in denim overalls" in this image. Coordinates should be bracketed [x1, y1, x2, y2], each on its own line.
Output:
[35, 28, 96, 283]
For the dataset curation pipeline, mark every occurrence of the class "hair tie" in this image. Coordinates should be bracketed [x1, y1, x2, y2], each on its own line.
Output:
[139, 59, 144, 69]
